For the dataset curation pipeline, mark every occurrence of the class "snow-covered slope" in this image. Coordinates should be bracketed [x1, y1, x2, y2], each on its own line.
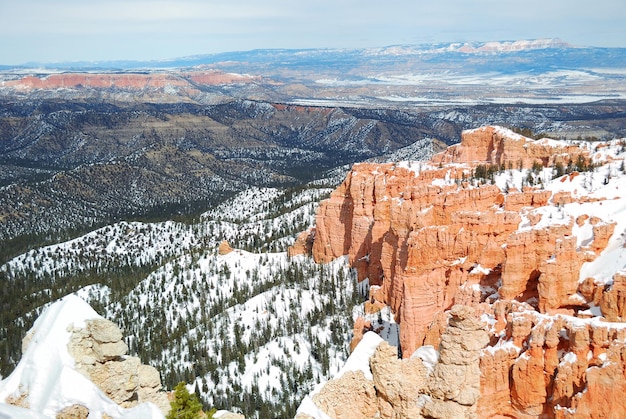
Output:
[0, 295, 163, 418]
[0, 178, 362, 418]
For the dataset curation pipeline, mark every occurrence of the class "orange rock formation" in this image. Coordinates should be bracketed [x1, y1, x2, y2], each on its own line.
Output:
[308, 125, 626, 417]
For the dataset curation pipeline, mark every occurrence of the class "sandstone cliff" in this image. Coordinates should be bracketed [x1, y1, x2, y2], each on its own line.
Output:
[304, 126, 626, 418]
[66, 318, 171, 414]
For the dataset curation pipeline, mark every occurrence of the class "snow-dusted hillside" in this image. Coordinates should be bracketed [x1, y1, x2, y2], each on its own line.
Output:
[0, 177, 362, 417]
[108, 250, 360, 417]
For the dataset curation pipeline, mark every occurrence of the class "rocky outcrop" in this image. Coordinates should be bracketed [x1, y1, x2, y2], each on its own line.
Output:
[0, 296, 166, 418]
[477, 302, 626, 418]
[370, 341, 428, 417]
[287, 228, 315, 257]
[311, 370, 378, 418]
[299, 306, 488, 418]
[424, 306, 489, 418]
[431, 125, 589, 169]
[309, 126, 626, 417]
[218, 240, 234, 255]
[67, 318, 171, 415]
[56, 404, 90, 419]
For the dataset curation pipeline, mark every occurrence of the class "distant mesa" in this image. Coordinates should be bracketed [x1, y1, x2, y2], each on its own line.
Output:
[2, 70, 257, 91]
[455, 38, 572, 53]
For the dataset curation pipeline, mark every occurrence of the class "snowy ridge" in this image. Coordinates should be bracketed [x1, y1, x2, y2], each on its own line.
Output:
[360, 39, 571, 57]
[296, 331, 384, 419]
[0, 296, 163, 418]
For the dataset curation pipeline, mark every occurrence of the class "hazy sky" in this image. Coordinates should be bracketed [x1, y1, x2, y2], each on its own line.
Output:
[1, 0, 625, 65]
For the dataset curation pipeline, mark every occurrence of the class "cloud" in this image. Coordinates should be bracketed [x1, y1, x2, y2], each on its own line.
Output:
[1, 1, 290, 34]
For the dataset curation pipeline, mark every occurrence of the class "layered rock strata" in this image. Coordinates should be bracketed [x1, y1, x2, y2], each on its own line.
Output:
[4, 71, 256, 91]
[307, 125, 626, 417]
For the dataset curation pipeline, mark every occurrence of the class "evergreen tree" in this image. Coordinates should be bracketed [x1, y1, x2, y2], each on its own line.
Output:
[167, 382, 203, 419]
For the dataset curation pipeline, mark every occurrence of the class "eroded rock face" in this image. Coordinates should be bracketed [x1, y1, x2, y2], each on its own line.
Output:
[55, 404, 90, 419]
[478, 303, 626, 418]
[303, 306, 488, 419]
[287, 228, 315, 258]
[427, 306, 488, 417]
[431, 125, 589, 170]
[68, 318, 170, 415]
[218, 240, 234, 255]
[312, 127, 607, 356]
[370, 341, 428, 417]
[309, 126, 626, 418]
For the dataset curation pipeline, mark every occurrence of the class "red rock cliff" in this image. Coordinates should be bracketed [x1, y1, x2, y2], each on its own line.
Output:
[309, 125, 626, 418]
[3, 70, 255, 91]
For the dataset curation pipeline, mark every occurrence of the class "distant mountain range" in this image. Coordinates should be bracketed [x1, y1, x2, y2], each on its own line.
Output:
[2, 38, 625, 108]
[0, 38, 610, 70]
[1, 39, 626, 249]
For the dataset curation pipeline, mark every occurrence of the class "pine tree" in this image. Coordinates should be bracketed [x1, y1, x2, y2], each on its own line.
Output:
[167, 382, 203, 419]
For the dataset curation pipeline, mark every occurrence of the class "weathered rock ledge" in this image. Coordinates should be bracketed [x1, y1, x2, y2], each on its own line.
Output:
[298, 305, 489, 419]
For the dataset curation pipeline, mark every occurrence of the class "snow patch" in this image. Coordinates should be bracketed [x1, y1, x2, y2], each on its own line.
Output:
[411, 345, 439, 373]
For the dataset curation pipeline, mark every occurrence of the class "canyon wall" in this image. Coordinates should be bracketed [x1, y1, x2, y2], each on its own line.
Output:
[306, 126, 626, 417]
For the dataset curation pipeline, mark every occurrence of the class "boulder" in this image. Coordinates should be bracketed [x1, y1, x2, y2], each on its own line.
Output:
[311, 370, 378, 419]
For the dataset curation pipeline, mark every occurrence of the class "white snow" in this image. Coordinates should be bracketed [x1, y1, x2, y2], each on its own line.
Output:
[335, 332, 383, 381]
[411, 345, 439, 373]
[0, 403, 50, 418]
[561, 352, 578, 365]
[0, 296, 164, 419]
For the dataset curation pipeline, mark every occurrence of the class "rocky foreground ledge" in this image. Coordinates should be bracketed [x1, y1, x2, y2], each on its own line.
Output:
[296, 126, 626, 418]
[0, 295, 169, 418]
[297, 305, 489, 418]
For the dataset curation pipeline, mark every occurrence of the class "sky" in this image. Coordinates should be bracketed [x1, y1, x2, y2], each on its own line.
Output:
[0, 0, 625, 65]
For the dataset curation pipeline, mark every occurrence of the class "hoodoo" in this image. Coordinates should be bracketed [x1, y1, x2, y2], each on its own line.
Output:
[303, 126, 626, 418]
